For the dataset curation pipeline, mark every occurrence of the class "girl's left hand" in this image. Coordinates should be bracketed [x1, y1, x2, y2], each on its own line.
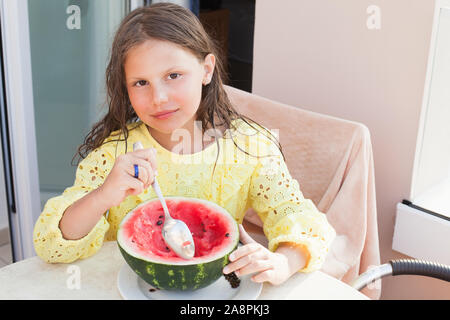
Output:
[222, 224, 291, 285]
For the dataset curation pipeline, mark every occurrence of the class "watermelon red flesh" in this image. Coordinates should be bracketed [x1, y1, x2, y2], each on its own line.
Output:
[120, 199, 235, 262]
[117, 197, 239, 290]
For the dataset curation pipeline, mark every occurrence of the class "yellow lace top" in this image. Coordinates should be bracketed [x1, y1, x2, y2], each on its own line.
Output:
[33, 118, 335, 272]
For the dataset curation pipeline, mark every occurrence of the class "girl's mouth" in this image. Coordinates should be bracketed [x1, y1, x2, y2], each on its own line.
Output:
[152, 109, 179, 119]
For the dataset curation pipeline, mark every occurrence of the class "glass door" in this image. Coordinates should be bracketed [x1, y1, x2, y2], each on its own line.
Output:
[0, 0, 129, 262]
[29, 0, 128, 208]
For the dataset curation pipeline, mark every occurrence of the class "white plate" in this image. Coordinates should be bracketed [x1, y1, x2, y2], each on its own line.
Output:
[117, 263, 263, 300]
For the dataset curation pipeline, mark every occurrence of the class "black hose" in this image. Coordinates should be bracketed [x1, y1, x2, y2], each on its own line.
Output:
[389, 259, 450, 282]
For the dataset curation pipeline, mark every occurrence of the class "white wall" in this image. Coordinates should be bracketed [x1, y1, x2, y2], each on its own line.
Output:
[253, 0, 450, 299]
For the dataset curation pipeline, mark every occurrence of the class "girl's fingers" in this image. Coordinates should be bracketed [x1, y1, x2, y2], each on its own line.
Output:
[251, 269, 274, 283]
[229, 242, 261, 262]
[235, 260, 272, 277]
[223, 255, 252, 275]
[133, 148, 158, 173]
[124, 157, 154, 187]
[134, 165, 151, 189]
[224, 248, 266, 274]
[120, 175, 145, 194]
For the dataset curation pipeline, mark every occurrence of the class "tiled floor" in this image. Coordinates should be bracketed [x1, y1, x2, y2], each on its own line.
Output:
[0, 243, 13, 268]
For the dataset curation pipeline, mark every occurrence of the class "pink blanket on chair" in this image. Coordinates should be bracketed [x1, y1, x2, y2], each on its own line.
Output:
[225, 85, 381, 300]
[312, 118, 380, 300]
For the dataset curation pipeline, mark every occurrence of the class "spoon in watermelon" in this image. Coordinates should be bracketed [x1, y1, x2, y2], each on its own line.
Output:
[133, 141, 195, 260]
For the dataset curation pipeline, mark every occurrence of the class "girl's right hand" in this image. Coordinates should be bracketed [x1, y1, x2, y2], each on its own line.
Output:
[98, 148, 158, 207]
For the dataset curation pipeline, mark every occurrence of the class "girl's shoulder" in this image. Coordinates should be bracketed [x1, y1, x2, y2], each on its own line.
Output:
[230, 117, 277, 140]
[99, 121, 145, 155]
[228, 117, 282, 157]
[103, 121, 143, 141]
[229, 117, 263, 134]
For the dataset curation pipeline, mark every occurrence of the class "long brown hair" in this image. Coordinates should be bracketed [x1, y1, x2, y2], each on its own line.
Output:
[72, 3, 284, 175]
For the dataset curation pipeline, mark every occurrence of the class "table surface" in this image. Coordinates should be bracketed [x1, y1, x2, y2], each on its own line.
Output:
[0, 241, 369, 300]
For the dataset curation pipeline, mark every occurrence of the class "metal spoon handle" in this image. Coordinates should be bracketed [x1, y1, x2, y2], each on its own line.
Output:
[132, 142, 172, 221]
[151, 177, 172, 222]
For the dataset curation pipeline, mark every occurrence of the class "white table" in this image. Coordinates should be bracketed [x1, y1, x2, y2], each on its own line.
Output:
[0, 241, 368, 300]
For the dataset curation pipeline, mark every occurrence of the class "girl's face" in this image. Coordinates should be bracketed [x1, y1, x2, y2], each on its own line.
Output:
[124, 38, 215, 135]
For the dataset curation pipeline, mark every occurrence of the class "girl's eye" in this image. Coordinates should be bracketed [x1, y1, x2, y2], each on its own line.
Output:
[135, 80, 147, 87]
[134, 73, 180, 87]
[168, 73, 181, 80]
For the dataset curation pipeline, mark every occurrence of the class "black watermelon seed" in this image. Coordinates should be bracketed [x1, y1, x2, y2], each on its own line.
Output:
[166, 247, 170, 251]
[225, 233, 230, 237]
[158, 215, 163, 219]
[156, 220, 163, 226]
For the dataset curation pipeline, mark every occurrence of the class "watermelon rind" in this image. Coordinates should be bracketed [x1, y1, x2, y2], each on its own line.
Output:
[117, 196, 239, 291]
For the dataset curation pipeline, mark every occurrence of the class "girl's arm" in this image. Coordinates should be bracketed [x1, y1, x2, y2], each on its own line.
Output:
[237, 130, 335, 279]
[33, 145, 157, 264]
[59, 187, 111, 240]
[223, 225, 312, 285]
[276, 242, 311, 276]
[33, 147, 114, 263]
[59, 147, 158, 240]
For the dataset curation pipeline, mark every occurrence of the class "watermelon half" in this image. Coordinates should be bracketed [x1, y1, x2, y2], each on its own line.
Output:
[117, 196, 239, 290]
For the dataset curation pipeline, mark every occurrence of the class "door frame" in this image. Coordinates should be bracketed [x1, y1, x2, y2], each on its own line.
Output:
[0, 0, 41, 261]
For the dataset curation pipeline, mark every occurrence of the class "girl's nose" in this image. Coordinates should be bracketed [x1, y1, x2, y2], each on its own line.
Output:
[151, 84, 169, 106]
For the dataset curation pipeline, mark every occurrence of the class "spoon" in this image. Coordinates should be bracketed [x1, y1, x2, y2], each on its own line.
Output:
[133, 141, 195, 260]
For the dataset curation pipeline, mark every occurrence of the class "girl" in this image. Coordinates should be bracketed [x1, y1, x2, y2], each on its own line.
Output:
[33, 3, 335, 286]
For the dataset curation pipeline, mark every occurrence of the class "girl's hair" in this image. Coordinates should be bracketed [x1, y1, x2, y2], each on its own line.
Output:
[72, 3, 284, 174]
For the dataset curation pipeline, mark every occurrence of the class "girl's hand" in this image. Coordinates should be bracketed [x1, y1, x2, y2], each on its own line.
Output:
[98, 148, 157, 207]
[223, 224, 292, 286]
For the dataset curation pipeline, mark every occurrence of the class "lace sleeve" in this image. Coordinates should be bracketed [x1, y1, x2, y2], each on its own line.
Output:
[33, 147, 113, 263]
[247, 135, 336, 272]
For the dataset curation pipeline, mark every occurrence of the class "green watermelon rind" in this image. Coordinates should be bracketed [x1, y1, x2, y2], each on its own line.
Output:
[118, 243, 238, 290]
[117, 196, 239, 291]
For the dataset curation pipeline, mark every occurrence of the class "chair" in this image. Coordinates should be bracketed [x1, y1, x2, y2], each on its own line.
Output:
[224, 85, 381, 300]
